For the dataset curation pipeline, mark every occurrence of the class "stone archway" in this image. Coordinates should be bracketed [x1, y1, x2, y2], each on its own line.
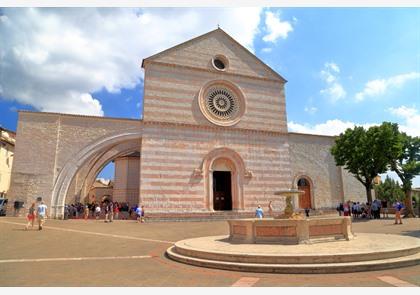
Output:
[200, 147, 248, 212]
[292, 174, 315, 209]
[68, 140, 141, 203]
[51, 130, 143, 219]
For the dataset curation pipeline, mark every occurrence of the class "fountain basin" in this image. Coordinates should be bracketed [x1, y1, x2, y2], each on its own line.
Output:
[228, 216, 354, 244]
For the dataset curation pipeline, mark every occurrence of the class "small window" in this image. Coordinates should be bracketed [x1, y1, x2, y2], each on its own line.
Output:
[211, 55, 229, 71]
[213, 59, 225, 70]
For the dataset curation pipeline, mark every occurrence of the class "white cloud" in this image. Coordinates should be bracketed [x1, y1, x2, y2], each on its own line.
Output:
[0, 8, 263, 116]
[289, 105, 420, 137]
[261, 47, 272, 53]
[304, 106, 318, 114]
[388, 106, 420, 136]
[355, 72, 420, 102]
[262, 11, 293, 43]
[288, 119, 376, 136]
[319, 62, 346, 102]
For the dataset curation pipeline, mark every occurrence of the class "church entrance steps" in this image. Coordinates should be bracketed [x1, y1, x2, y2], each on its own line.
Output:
[145, 211, 255, 222]
[166, 233, 420, 273]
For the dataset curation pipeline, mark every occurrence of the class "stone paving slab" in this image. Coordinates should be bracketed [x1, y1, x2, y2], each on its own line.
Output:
[0, 217, 419, 286]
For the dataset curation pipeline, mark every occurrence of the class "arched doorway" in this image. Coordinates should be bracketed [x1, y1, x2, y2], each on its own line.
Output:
[212, 158, 233, 211]
[297, 178, 312, 209]
[201, 147, 248, 212]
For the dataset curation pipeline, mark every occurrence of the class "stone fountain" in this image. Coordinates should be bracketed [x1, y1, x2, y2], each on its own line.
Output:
[166, 189, 420, 273]
[166, 189, 420, 274]
[273, 188, 305, 219]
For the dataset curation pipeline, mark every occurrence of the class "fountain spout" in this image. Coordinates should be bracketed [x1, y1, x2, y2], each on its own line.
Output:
[274, 189, 305, 219]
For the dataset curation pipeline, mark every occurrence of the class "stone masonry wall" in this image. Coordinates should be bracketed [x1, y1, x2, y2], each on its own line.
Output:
[140, 123, 292, 213]
[288, 133, 366, 209]
[288, 133, 344, 209]
[8, 111, 142, 210]
[143, 63, 287, 133]
[8, 112, 60, 208]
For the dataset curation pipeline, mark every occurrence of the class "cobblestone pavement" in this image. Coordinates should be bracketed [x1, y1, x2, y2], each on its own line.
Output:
[0, 216, 419, 287]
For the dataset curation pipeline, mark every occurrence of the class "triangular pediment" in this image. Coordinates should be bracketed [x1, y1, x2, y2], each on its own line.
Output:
[142, 28, 286, 82]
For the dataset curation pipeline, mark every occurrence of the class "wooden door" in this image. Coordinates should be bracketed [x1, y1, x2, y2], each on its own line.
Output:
[297, 178, 312, 209]
[213, 171, 232, 211]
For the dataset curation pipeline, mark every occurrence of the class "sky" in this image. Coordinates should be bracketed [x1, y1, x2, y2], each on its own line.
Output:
[0, 7, 419, 185]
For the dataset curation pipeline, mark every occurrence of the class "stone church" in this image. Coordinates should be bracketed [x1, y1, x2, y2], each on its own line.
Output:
[8, 28, 365, 219]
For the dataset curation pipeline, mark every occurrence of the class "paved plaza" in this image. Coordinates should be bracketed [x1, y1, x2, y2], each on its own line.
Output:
[0, 216, 419, 287]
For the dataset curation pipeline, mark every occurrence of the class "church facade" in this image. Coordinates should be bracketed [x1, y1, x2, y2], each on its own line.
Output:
[8, 29, 365, 219]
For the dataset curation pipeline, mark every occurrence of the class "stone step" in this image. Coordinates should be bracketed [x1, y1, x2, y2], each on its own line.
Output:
[166, 246, 420, 274]
[173, 242, 420, 264]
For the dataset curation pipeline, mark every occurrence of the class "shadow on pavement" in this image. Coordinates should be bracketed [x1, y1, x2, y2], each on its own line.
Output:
[399, 230, 420, 238]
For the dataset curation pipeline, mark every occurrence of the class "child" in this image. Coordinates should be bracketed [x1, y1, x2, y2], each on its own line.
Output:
[25, 202, 36, 230]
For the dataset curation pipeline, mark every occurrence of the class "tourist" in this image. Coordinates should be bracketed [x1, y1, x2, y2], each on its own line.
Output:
[343, 201, 350, 216]
[75, 203, 79, 219]
[366, 202, 372, 219]
[25, 202, 36, 230]
[90, 203, 96, 218]
[336, 203, 343, 216]
[140, 205, 145, 223]
[352, 202, 357, 219]
[255, 205, 264, 219]
[104, 201, 113, 223]
[84, 205, 89, 220]
[36, 201, 48, 230]
[377, 199, 382, 219]
[356, 202, 361, 219]
[64, 205, 69, 220]
[381, 199, 388, 219]
[393, 201, 403, 225]
[304, 208, 310, 217]
[371, 200, 379, 219]
[113, 202, 120, 220]
[135, 205, 142, 223]
[95, 204, 101, 219]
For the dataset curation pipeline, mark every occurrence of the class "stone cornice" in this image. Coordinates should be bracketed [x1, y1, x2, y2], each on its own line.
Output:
[288, 132, 337, 139]
[18, 110, 143, 123]
[143, 60, 285, 84]
[142, 120, 288, 137]
[17, 110, 340, 139]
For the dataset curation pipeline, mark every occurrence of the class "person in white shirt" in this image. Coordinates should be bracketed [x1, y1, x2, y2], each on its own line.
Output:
[37, 201, 48, 230]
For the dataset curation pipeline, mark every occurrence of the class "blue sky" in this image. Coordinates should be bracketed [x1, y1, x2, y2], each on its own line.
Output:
[0, 7, 419, 185]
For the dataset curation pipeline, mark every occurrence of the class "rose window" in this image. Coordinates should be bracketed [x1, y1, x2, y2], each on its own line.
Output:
[205, 87, 238, 120]
[198, 81, 246, 127]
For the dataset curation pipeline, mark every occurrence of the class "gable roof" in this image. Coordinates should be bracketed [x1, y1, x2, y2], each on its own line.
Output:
[141, 28, 287, 82]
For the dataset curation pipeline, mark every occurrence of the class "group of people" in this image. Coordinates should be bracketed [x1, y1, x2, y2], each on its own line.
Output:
[62, 200, 146, 223]
[64, 201, 131, 220]
[337, 199, 405, 224]
[25, 201, 48, 230]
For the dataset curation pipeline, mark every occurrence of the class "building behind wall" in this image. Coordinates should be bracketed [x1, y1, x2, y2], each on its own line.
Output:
[7, 28, 366, 219]
[0, 127, 15, 199]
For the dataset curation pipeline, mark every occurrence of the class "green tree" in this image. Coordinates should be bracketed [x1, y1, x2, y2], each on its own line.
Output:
[331, 122, 402, 203]
[390, 134, 420, 217]
[374, 176, 404, 203]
